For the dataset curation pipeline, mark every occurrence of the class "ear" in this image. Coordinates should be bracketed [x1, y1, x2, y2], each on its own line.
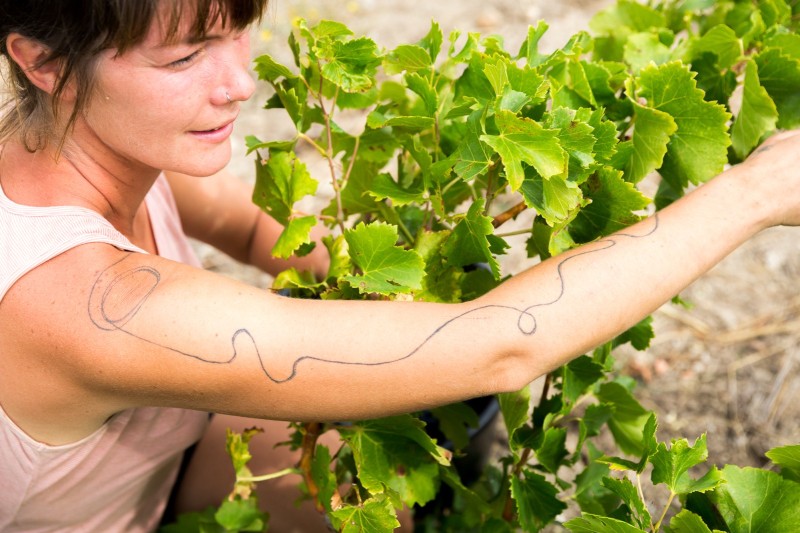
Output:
[5, 33, 63, 96]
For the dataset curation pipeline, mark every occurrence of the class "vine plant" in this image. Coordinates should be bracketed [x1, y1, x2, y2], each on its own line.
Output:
[164, 0, 800, 531]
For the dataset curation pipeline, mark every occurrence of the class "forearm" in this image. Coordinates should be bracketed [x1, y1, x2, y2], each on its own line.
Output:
[480, 165, 770, 383]
[247, 215, 330, 279]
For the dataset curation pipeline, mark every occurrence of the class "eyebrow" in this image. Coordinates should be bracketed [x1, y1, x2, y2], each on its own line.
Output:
[154, 32, 224, 49]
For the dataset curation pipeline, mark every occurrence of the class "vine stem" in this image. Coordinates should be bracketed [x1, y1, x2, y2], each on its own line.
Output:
[298, 132, 328, 158]
[299, 422, 325, 512]
[318, 75, 347, 235]
[484, 160, 501, 216]
[502, 447, 532, 521]
[238, 467, 300, 483]
[652, 491, 676, 532]
[492, 200, 527, 229]
[502, 373, 553, 522]
[495, 228, 534, 239]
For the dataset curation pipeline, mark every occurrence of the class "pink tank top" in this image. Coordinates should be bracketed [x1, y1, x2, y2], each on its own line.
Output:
[0, 176, 210, 532]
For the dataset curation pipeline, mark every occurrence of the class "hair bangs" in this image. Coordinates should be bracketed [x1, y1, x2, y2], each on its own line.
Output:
[110, 0, 268, 53]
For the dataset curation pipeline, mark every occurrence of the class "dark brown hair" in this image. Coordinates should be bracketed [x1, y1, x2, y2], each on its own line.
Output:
[0, 0, 268, 151]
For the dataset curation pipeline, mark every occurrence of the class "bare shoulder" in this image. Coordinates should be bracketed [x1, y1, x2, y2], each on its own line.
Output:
[0, 243, 281, 443]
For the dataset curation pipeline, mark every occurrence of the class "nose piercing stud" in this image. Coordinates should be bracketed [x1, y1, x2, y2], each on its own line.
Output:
[225, 91, 232, 103]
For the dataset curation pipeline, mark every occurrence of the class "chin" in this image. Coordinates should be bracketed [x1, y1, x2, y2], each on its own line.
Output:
[169, 145, 233, 177]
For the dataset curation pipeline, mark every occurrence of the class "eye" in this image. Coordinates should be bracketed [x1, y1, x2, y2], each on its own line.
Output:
[169, 49, 202, 68]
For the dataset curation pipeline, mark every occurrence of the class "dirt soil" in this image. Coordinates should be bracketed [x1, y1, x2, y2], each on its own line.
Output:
[202, 0, 799, 493]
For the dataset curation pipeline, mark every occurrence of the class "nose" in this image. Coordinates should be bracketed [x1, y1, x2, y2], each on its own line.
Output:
[216, 36, 256, 104]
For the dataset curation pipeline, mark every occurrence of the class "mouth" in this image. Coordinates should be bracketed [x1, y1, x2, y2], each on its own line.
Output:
[189, 119, 235, 141]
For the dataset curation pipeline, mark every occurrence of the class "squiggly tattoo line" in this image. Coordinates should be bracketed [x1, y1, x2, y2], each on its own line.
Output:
[88, 216, 659, 383]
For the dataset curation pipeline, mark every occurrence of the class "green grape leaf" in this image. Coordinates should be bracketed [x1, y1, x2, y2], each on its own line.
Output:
[272, 215, 316, 259]
[667, 510, 715, 533]
[511, 470, 568, 532]
[596, 383, 653, 458]
[565, 513, 648, 532]
[690, 52, 738, 107]
[590, 0, 667, 34]
[214, 498, 267, 532]
[562, 355, 606, 405]
[338, 415, 449, 506]
[429, 402, 480, 451]
[724, 3, 765, 50]
[765, 31, 800, 60]
[613, 316, 655, 351]
[225, 428, 263, 478]
[324, 234, 352, 282]
[731, 60, 778, 160]
[581, 403, 614, 439]
[418, 20, 443, 62]
[506, 62, 548, 105]
[159, 507, 220, 533]
[331, 161, 381, 216]
[624, 32, 673, 73]
[405, 73, 439, 117]
[342, 222, 424, 295]
[415, 231, 462, 303]
[319, 36, 382, 93]
[366, 112, 435, 131]
[766, 445, 800, 483]
[585, 61, 625, 106]
[710, 465, 800, 532]
[439, 466, 492, 524]
[535, 427, 568, 474]
[624, 98, 677, 184]
[272, 268, 323, 293]
[311, 20, 354, 40]
[442, 199, 501, 278]
[519, 169, 585, 227]
[245, 136, 297, 155]
[635, 62, 731, 189]
[686, 24, 742, 70]
[385, 44, 433, 74]
[454, 110, 493, 181]
[481, 110, 567, 190]
[369, 173, 424, 206]
[310, 445, 337, 513]
[758, 0, 791, 27]
[253, 53, 296, 83]
[755, 48, 800, 129]
[571, 167, 650, 243]
[585, 108, 620, 164]
[548, 59, 599, 109]
[253, 151, 318, 226]
[574, 443, 618, 515]
[546, 107, 597, 183]
[517, 20, 550, 65]
[498, 384, 532, 455]
[651, 434, 723, 495]
[484, 57, 510, 96]
[455, 52, 496, 103]
[329, 495, 401, 533]
[602, 476, 652, 530]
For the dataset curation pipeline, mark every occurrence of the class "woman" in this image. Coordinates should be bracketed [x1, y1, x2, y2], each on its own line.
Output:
[1, 0, 799, 531]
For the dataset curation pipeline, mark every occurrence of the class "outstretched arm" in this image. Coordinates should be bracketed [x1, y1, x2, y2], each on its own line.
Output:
[2, 132, 798, 445]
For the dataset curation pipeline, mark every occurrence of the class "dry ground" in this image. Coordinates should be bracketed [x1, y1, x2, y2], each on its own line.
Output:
[200, 0, 799, 497]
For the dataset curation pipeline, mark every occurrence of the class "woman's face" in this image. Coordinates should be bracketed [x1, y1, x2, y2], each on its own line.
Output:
[78, 9, 255, 178]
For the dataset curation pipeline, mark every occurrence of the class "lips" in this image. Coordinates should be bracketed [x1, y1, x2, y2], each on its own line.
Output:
[189, 119, 235, 142]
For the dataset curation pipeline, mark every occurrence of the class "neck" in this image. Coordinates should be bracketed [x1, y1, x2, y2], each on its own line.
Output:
[0, 131, 160, 242]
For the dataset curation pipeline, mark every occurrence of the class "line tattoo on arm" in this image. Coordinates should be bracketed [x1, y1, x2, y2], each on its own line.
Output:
[87, 216, 659, 384]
